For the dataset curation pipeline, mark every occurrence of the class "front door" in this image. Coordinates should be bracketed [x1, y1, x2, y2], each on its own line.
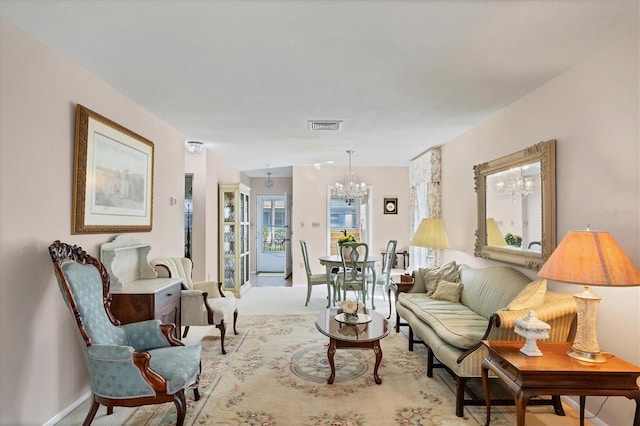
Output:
[257, 195, 286, 273]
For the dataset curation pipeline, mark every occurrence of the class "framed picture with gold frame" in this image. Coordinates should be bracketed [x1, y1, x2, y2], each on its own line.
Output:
[72, 104, 154, 234]
[383, 198, 398, 215]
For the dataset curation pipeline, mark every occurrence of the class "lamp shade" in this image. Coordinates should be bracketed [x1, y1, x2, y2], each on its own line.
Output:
[538, 230, 640, 286]
[486, 218, 508, 247]
[410, 218, 450, 249]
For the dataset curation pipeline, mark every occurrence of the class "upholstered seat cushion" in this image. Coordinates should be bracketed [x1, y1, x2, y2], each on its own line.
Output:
[148, 344, 202, 394]
[308, 273, 328, 284]
[208, 296, 238, 325]
[398, 293, 488, 350]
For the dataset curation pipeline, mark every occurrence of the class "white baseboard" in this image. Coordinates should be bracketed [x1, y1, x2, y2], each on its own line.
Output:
[42, 392, 91, 426]
[561, 396, 607, 426]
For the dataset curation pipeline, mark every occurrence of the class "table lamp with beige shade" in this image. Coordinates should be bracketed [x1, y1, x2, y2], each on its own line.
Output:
[410, 218, 450, 267]
[538, 228, 640, 363]
[486, 218, 508, 247]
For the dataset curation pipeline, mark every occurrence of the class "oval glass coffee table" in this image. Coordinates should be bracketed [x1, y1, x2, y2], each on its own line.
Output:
[315, 307, 390, 384]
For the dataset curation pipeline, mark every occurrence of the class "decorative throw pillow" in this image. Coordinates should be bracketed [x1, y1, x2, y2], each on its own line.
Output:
[423, 273, 440, 296]
[438, 261, 461, 283]
[411, 268, 429, 293]
[430, 280, 464, 303]
[507, 279, 547, 311]
[420, 261, 460, 296]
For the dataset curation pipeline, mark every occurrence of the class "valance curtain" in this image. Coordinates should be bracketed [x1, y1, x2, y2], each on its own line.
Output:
[409, 147, 442, 269]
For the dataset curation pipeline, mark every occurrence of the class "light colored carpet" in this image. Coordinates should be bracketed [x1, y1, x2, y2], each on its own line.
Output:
[56, 285, 590, 425]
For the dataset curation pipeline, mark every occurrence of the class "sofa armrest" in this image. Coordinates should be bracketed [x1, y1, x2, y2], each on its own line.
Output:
[493, 293, 577, 329]
[408, 270, 427, 293]
[456, 293, 577, 364]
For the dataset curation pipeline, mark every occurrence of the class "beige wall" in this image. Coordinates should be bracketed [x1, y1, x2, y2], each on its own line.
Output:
[441, 30, 639, 425]
[0, 19, 188, 423]
[246, 170, 411, 285]
[185, 152, 249, 283]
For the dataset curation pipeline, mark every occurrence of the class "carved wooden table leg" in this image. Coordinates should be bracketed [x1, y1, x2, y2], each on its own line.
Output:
[481, 360, 491, 426]
[515, 389, 532, 426]
[316, 308, 390, 387]
[327, 338, 337, 384]
[373, 340, 383, 384]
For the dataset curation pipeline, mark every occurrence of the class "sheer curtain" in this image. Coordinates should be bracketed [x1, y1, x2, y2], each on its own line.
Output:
[359, 192, 369, 246]
[409, 147, 442, 270]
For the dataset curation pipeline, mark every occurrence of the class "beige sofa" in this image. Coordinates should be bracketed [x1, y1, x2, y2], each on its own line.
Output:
[396, 261, 577, 417]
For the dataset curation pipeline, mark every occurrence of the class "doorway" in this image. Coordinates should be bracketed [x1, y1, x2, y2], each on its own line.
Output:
[256, 195, 289, 275]
[184, 174, 193, 259]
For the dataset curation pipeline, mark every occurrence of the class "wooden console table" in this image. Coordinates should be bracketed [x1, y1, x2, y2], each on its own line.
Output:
[101, 235, 183, 339]
[481, 340, 640, 426]
[108, 278, 182, 339]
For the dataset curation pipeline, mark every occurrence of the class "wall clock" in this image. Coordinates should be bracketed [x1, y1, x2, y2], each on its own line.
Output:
[384, 198, 398, 214]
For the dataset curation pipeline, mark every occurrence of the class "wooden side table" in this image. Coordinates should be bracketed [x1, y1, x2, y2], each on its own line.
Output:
[387, 275, 414, 332]
[481, 340, 640, 426]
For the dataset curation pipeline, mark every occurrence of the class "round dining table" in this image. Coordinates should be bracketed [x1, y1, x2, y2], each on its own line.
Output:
[318, 255, 381, 309]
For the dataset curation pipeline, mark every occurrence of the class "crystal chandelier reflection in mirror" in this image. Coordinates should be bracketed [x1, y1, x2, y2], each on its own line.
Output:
[332, 150, 367, 205]
[494, 167, 535, 202]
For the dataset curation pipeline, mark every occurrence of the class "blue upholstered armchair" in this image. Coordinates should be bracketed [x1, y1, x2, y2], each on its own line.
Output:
[48, 241, 202, 426]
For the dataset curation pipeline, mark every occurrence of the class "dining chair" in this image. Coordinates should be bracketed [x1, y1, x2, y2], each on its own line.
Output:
[300, 240, 330, 307]
[335, 242, 370, 308]
[368, 239, 397, 302]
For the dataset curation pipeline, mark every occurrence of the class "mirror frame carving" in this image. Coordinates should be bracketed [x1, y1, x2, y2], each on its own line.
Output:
[474, 139, 556, 270]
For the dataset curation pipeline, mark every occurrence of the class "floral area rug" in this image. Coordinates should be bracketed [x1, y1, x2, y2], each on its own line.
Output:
[125, 314, 566, 426]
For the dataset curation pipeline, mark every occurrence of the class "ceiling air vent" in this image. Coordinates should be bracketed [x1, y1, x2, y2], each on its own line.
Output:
[308, 120, 343, 131]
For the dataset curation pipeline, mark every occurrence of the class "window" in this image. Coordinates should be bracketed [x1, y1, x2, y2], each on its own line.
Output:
[261, 198, 286, 252]
[329, 197, 359, 230]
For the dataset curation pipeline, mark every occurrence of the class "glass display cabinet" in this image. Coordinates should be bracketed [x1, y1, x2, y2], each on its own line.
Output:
[219, 183, 251, 297]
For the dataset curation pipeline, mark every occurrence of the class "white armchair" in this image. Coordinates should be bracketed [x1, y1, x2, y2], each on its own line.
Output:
[151, 257, 238, 354]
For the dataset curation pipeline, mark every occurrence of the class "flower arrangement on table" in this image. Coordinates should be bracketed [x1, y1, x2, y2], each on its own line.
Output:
[337, 230, 357, 245]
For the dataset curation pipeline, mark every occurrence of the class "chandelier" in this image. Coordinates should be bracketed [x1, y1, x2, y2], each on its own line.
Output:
[332, 150, 367, 205]
[264, 172, 274, 188]
[494, 168, 535, 202]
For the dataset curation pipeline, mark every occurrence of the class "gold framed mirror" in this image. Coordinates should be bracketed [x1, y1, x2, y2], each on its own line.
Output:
[474, 140, 556, 270]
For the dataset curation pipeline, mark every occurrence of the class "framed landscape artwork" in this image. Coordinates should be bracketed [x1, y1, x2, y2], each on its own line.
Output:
[72, 104, 154, 234]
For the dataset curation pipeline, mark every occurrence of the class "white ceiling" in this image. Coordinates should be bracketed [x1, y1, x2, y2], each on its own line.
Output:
[1, 1, 638, 177]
